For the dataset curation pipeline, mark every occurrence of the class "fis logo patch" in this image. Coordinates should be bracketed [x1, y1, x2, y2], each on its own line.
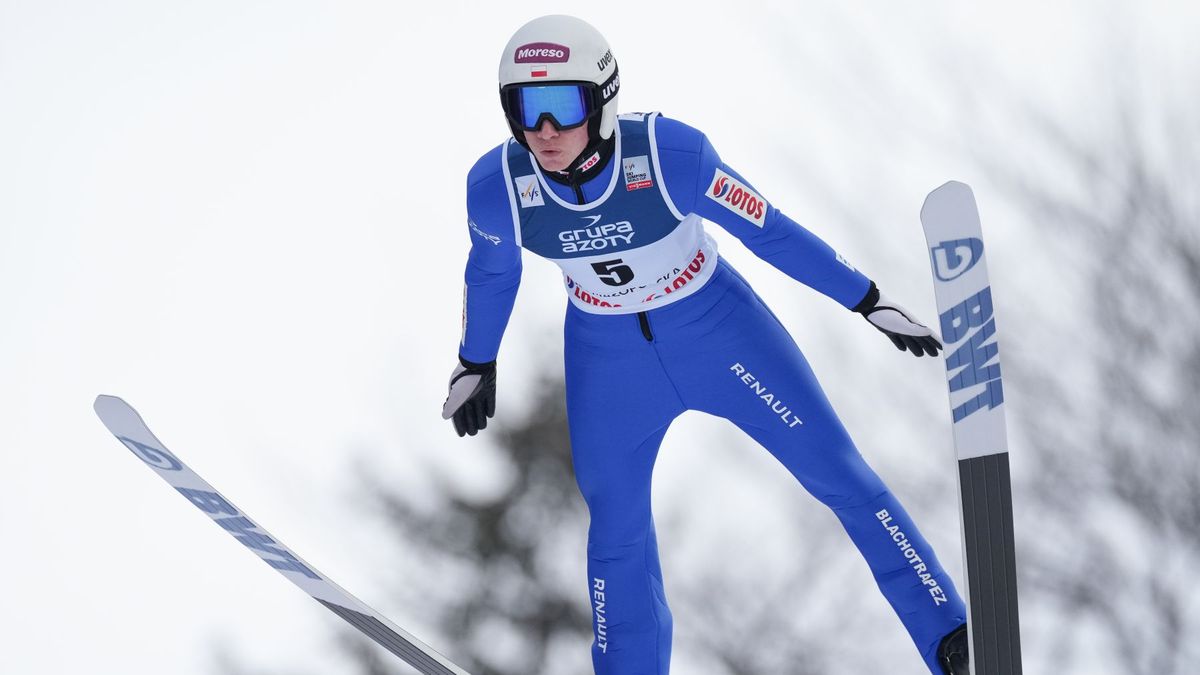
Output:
[707, 169, 767, 227]
[514, 174, 544, 208]
[623, 155, 652, 191]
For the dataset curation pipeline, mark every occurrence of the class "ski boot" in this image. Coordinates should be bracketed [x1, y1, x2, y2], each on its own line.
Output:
[937, 623, 969, 675]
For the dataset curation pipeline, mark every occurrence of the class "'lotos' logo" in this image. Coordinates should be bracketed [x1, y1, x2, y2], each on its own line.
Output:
[707, 169, 767, 227]
[514, 42, 570, 63]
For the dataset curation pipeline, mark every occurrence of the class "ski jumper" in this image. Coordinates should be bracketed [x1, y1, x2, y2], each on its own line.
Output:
[459, 112, 966, 674]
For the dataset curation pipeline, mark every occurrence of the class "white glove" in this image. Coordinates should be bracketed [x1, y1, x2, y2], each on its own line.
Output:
[853, 282, 943, 357]
[441, 357, 497, 436]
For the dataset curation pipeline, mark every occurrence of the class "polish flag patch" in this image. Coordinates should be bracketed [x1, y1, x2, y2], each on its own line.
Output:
[530, 67, 548, 78]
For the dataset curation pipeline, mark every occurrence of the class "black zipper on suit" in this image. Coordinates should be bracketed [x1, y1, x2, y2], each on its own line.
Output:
[567, 166, 653, 342]
[637, 312, 654, 341]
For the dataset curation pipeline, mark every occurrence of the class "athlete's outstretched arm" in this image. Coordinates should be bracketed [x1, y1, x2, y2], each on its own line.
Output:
[460, 220, 522, 364]
[443, 150, 525, 436]
[459, 148, 524, 364]
[655, 115, 939, 356]
[655, 115, 868, 306]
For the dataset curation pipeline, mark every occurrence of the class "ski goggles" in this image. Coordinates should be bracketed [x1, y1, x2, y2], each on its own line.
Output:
[500, 69, 620, 132]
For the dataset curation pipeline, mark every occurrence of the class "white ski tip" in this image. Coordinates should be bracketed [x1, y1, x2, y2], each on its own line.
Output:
[920, 181, 982, 248]
[921, 181, 975, 218]
[929, 179, 972, 196]
[92, 394, 475, 674]
[95, 394, 129, 424]
[94, 393, 125, 410]
[94, 394, 139, 432]
[94, 396, 165, 455]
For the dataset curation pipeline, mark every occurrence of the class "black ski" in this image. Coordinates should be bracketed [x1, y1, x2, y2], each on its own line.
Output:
[920, 182, 1023, 674]
[93, 395, 472, 675]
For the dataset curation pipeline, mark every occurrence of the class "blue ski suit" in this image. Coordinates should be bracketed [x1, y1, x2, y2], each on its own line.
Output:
[459, 112, 966, 674]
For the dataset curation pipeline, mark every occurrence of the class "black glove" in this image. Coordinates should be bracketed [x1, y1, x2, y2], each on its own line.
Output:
[853, 281, 943, 357]
[440, 356, 497, 437]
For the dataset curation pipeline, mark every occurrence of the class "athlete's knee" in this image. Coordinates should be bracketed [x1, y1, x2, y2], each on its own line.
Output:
[793, 462, 886, 506]
[587, 502, 657, 544]
[813, 489, 889, 515]
[587, 535, 650, 564]
[578, 475, 652, 516]
[575, 470, 645, 513]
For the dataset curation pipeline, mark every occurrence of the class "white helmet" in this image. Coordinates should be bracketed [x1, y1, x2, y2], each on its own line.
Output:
[498, 15, 620, 147]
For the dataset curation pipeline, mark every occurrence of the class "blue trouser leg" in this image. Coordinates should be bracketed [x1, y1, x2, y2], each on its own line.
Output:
[565, 260, 965, 674]
[656, 262, 966, 673]
[566, 306, 683, 675]
[733, 420, 965, 671]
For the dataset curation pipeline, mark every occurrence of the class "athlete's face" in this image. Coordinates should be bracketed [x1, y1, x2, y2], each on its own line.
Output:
[524, 120, 590, 172]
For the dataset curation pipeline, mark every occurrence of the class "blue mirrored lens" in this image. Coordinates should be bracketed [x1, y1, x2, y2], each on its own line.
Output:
[517, 85, 590, 129]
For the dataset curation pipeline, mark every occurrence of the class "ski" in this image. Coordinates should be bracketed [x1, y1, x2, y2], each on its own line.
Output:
[93, 395, 472, 675]
[919, 182, 1023, 675]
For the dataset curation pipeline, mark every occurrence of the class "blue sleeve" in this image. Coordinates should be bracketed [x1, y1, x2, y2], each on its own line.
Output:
[654, 115, 872, 310]
[460, 144, 523, 364]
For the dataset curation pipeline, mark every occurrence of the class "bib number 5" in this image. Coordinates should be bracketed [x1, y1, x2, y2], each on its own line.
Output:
[592, 258, 634, 287]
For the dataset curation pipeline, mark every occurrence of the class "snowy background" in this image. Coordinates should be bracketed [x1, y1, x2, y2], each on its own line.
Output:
[2, 1, 1197, 674]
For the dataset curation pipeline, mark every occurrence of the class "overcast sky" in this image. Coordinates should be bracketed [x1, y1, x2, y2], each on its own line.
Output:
[2, 1, 1196, 674]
